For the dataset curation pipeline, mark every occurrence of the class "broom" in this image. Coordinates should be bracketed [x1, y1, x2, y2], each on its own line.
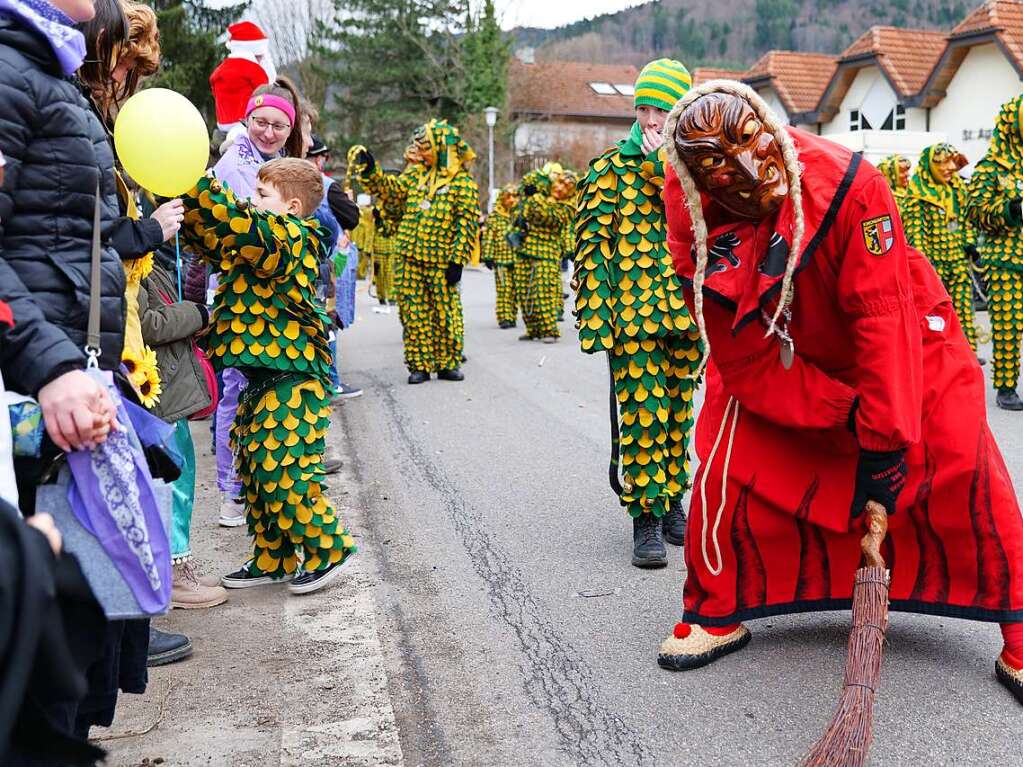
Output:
[800, 500, 890, 767]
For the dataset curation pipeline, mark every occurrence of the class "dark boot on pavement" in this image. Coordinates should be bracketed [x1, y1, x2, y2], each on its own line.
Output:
[632, 513, 667, 568]
[408, 371, 430, 385]
[997, 388, 1023, 411]
[437, 368, 464, 381]
[147, 627, 193, 667]
[662, 499, 687, 546]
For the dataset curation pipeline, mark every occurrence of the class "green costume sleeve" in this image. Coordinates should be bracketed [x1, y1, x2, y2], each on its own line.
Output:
[523, 193, 567, 230]
[448, 174, 480, 266]
[902, 196, 923, 248]
[967, 159, 1022, 234]
[359, 166, 412, 229]
[181, 175, 321, 280]
[572, 149, 619, 353]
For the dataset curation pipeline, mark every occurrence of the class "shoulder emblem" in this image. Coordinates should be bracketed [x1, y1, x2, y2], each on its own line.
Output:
[861, 214, 894, 256]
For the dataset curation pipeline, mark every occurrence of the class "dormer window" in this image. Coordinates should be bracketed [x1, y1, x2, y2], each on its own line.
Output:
[588, 82, 616, 95]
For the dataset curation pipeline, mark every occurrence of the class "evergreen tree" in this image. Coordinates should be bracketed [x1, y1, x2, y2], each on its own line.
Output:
[310, 0, 466, 163]
[147, 0, 249, 124]
[461, 0, 509, 115]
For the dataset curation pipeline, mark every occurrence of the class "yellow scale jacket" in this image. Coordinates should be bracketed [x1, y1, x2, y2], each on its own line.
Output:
[573, 141, 702, 517]
[967, 94, 1023, 390]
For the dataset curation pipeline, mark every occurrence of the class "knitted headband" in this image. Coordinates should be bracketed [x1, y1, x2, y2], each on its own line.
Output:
[245, 93, 295, 126]
[635, 58, 693, 113]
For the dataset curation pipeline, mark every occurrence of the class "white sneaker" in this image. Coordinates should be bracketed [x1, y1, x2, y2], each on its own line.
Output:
[218, 496, 246, 528]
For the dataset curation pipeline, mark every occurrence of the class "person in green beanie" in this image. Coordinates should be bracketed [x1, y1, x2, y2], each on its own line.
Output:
[572, 58, 703, 568]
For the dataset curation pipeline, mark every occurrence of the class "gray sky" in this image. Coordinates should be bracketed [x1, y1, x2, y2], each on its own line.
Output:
[206, 0, 645, 33]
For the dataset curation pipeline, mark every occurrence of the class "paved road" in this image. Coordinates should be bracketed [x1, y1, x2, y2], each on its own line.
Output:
[339, 268, 1021, 767]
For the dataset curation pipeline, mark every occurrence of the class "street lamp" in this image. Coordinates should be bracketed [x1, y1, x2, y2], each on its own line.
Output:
[484, 106, 499, 212]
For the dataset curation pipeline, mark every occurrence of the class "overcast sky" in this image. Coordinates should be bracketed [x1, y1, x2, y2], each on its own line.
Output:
[494, 0, 646, 30]
[207, 0, 646, 33]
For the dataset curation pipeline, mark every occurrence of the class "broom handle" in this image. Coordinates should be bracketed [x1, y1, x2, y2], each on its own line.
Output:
[860, 500, 889, 569]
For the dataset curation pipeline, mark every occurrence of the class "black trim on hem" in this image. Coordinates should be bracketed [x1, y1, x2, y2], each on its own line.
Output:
[684, 595, 1023, 627]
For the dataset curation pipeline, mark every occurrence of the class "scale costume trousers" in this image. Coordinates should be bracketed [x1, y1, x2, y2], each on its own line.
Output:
[932, 258, 978, 350]
[988, 266, 1023, 390]
[232, 371, 357, 577]
[518, 259, 561, 339]
[494, 264, 517, 325]
[397, 259, 464, 373]
[609, 334, 700, 518]
[374, 251, 395, 303]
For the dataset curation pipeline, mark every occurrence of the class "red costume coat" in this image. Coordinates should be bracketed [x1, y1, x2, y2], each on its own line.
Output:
[664, 129, 1023, 626]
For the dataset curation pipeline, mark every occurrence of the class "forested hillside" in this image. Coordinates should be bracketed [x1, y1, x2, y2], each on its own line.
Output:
[513, 0, 971, 69]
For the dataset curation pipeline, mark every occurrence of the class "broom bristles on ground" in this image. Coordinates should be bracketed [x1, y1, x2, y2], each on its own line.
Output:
[800, 566, 890, 767]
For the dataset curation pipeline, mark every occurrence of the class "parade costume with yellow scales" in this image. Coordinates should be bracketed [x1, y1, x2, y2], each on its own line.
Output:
[179, 173, 356, 581]
[876, 154, 911, 221]
[482, 184, 519, 328]
[573, 58, 702, 567]
[350, 120, 479, 382]
[967, 94, 1023, 411]
[515, 166, 572, 342]
[903, 143, 982, 351]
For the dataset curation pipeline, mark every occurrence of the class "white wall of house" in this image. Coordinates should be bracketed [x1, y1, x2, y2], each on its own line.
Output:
[820, 66, 927, 135]
[513, 119, 630, 159]
[824, 129, 947, 168]
[929, 43, 1023, 168]
[754, 86, 791, 125]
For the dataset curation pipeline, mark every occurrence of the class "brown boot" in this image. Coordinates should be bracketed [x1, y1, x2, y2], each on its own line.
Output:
[172, 560, 228, 609]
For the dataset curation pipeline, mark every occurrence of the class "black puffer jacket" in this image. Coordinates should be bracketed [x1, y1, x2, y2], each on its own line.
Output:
[0, 14, 134, 395]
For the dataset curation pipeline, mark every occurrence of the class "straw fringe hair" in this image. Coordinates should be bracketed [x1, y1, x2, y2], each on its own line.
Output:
[663, 80, 805, 377]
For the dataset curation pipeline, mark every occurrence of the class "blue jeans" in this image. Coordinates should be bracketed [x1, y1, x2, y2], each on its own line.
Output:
[329, 333, 341, 389]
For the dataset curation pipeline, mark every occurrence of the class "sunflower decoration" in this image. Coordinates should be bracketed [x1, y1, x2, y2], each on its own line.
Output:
[123, 251, 155, 285]
[123, 345, 162, 408]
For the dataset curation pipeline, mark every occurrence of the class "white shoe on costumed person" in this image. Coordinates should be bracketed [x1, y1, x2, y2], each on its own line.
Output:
[218, 492, 246, 528]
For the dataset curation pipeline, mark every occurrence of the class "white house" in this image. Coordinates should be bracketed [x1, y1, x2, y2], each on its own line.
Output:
[815, 26, 947, 164]
[918, 0, 1023, 168]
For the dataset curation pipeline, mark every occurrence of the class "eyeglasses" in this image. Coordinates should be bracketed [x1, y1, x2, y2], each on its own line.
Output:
[251, 117, 292, 134]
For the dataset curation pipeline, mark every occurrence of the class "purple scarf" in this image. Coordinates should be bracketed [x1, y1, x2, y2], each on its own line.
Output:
[0, 0, 86, 76]
[66, 370, 172, 615]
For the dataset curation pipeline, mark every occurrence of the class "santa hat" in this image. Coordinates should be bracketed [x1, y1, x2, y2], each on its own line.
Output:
[226, 21, 269, 57]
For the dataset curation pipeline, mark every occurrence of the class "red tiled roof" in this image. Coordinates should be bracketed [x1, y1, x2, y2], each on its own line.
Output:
[692, 67, 745, 85]
[508, 59, 638, 120]
[839, 26, 947, 96]
[742, 50, 838, 113]
[952, 0, 1023, 67]
[920, 2, 1023, 107]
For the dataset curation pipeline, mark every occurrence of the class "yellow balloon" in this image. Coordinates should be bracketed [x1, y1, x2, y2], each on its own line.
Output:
[114, 88, 209, 197]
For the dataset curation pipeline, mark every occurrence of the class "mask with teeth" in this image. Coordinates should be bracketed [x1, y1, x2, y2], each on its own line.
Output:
[672, 92, 788, 220]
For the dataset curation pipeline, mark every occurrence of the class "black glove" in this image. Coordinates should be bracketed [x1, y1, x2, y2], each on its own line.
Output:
[965, 243, 981, 264]
[357, 149, 375, 174]
[522, 183, 537, 197]
[445, 262, 463, 285]
[850, 448, 907, 519]
[483, 259, 494, 270]
[372, 208, 382, 225]
[1010, 197, 1022, 223]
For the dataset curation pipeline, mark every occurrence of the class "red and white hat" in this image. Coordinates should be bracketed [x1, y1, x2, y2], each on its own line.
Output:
[226, 21, 269, 57]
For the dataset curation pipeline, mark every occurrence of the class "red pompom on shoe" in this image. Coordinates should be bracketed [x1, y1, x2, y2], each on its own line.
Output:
[673, 622, 692, 640]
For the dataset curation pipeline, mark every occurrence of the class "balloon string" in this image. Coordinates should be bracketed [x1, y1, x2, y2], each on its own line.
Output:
[175, 233, 183, 302]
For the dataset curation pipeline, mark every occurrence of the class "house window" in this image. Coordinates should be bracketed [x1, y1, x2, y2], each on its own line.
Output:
[850, 110, 872, 131]
[588, 82, 616, 95]
[895, 104, 906, 130]
[614, 84, 635, 96]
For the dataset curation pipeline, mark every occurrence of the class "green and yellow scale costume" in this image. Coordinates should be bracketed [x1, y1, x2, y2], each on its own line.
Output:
[352, 205, 375, 280]
[573, 128, 702, 519]
[351, 120, 480, 373]
[180, 174, 356, 578]
[967, 94, 1023, 392]
[372, 209, 398, 304]
[904, 143, 980, 350]
[876, 154, 912, 222]
[515, 167, 572, 340]
[481, 184, 518, 326]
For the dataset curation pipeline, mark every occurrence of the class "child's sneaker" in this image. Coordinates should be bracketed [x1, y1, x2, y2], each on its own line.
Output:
[221, 562, 282, 589]
[218, 495, 246, 528]
[288, 554, 355, 595]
